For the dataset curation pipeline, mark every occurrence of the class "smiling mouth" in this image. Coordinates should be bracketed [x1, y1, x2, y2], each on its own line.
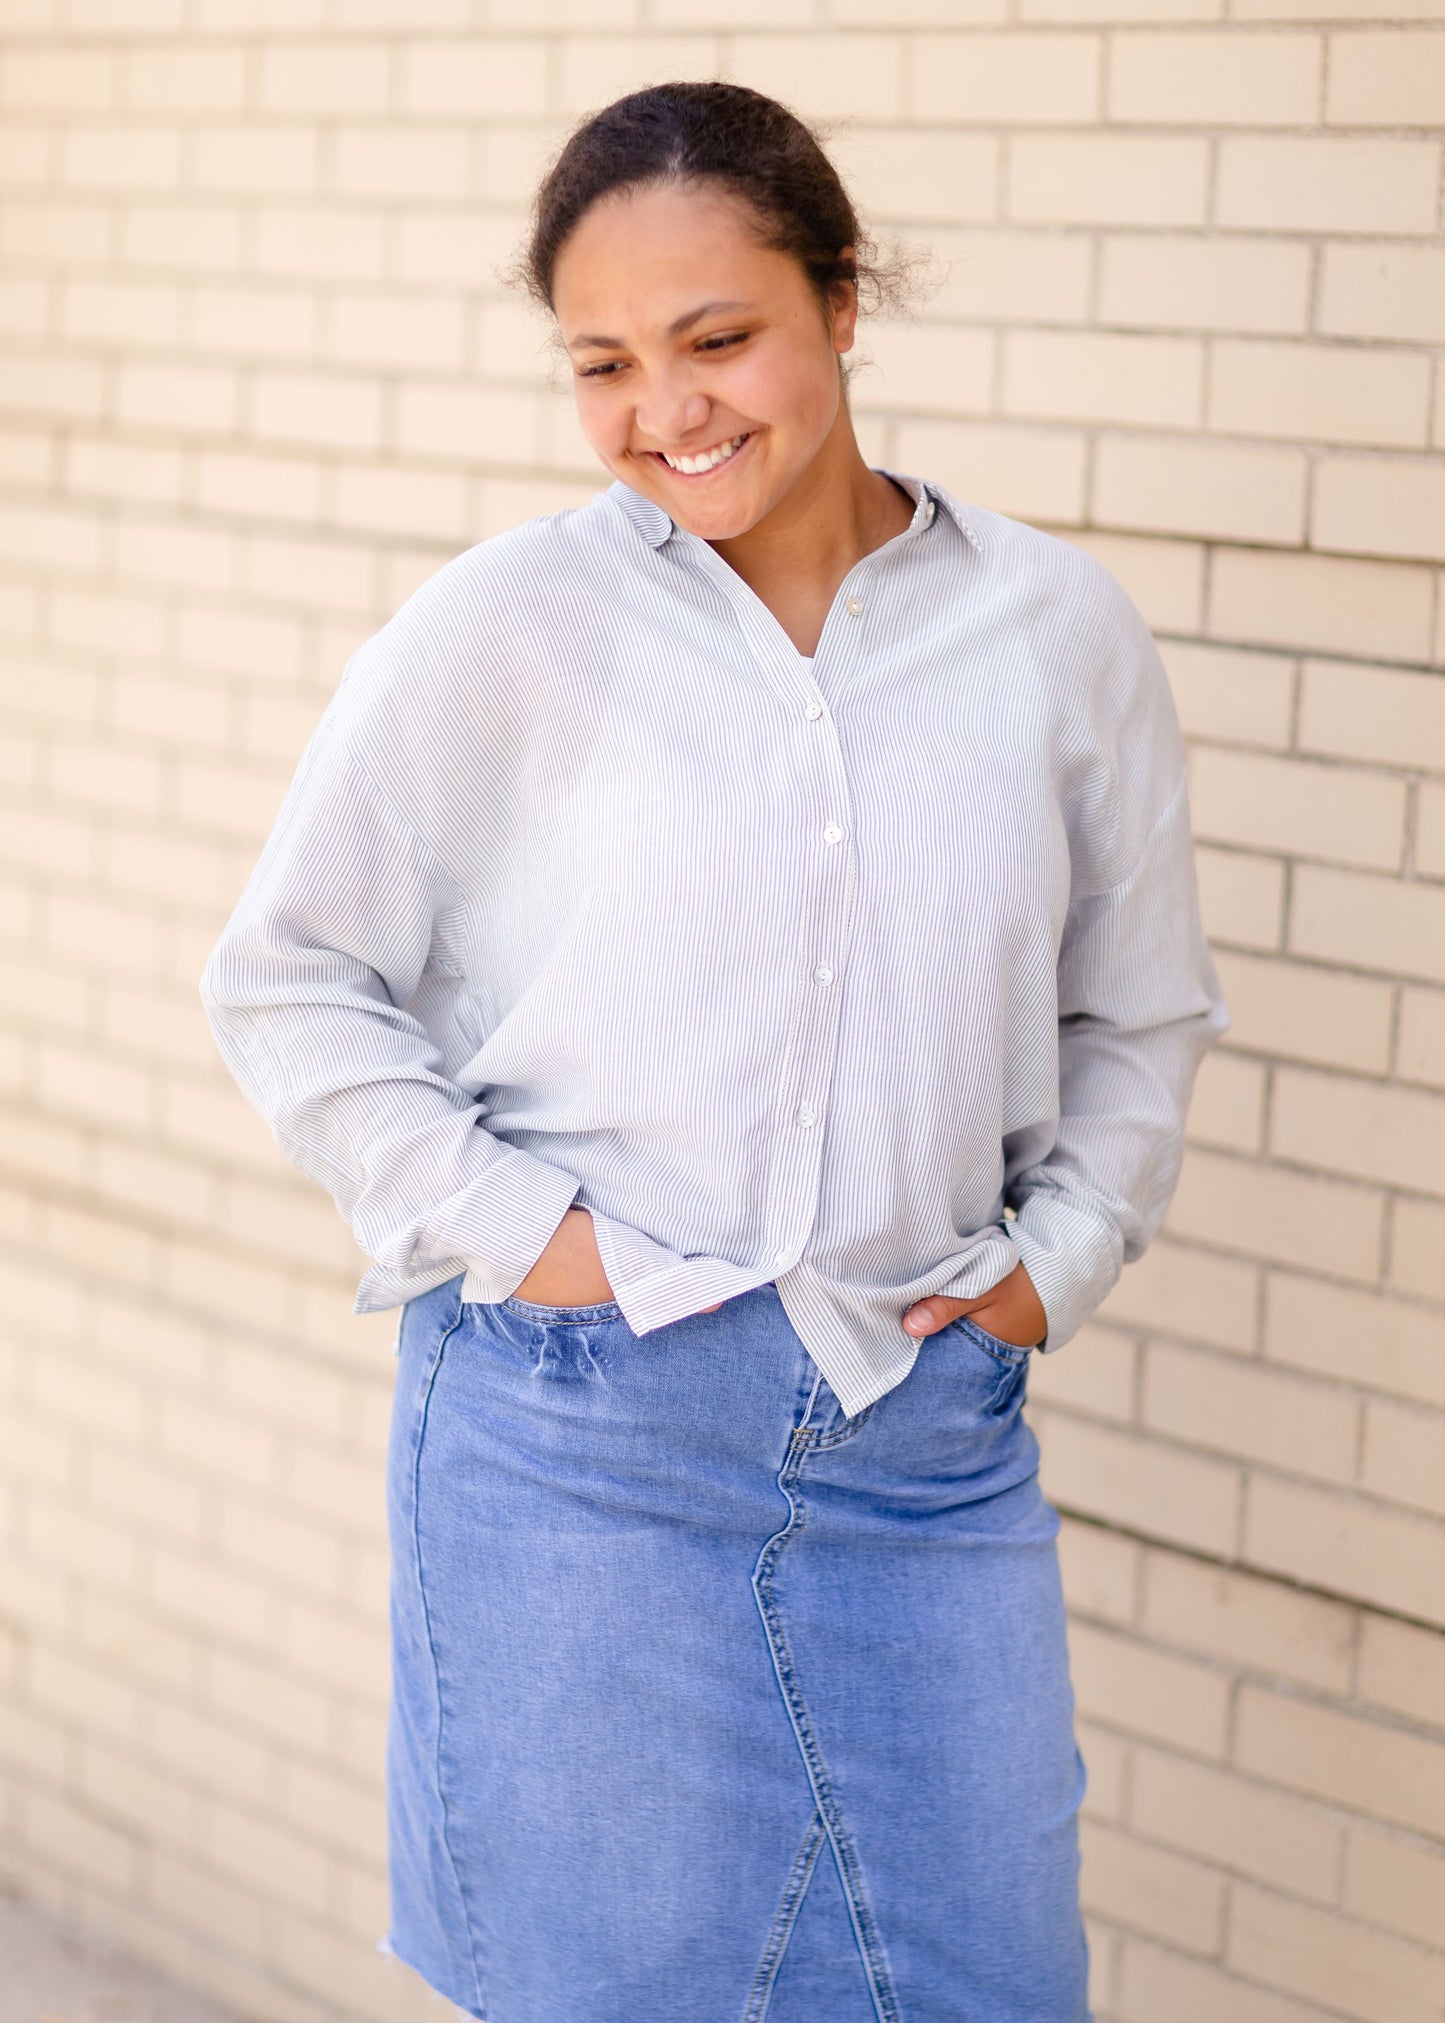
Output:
[648, 432, 752, 478]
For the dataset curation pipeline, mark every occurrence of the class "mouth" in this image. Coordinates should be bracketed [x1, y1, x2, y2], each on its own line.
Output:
[645, 432, 754, 480]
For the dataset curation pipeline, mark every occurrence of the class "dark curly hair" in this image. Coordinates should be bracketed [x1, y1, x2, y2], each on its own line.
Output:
[518, 80, 909, 323]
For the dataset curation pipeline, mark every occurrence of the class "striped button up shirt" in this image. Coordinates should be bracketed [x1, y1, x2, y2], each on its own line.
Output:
[200, 471, 1229, 1417]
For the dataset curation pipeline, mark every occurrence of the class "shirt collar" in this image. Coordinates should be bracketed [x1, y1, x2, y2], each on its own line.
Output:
[605, 468, 983, 557]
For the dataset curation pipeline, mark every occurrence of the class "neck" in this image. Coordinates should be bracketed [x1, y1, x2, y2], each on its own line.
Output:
[706, 402, 913, 645]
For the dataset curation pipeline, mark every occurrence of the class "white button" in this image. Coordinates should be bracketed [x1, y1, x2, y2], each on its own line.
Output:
[795, 1106, 816, 1128]
[923, 500, 936, 523]
[804, 700, 824, 720]
[813, 964, 834, 984]
[822, 823, 844, 846]
[846, 597, 864, 617]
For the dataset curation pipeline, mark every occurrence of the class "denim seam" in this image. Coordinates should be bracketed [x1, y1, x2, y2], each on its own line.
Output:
[743, 1806, 827, 2023]
[409, 1282, 492, 2023]
[751, 1441, 902, 2023]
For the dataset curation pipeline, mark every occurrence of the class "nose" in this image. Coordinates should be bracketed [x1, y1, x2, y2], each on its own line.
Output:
[634, 382, 709, 446]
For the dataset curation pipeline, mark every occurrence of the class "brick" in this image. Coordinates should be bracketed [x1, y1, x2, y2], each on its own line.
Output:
[1228, 1883, 1445, 2023]
[1211, 340, 1429, 450]
[1028, 1319, 1138, 1419]
[910, 32, 1101, 121]
[1096, 1236, 1259, 1352]
[1399, 988, 1445, 1091]
[202, 1798, 329, 1919]
[1194, 846, 1286, 953]
[1058, 1515, 1141, 1625]
[1343, 1824, 1445, 1954]
[851, 320, 995, 418]
[1034, 1407, 1242, 1553]
[190, 285, 317, 365]
[1109, 30, 1320, 124]
[1069, 532, 1209, 632]
[119, 200, 243, 275]
[60, 124, 181, 194]
[1360, 1397, 1445, 1520]
[1095, 436, 1304, 546]
[893, 417, 1087, 524]
[1079, 1818, 1225, 1952]
[149, 1544, 273, 1648]
[1319, 243, 1445, 346]
[1292, 864, 1445, 985]
[122, 44, 247, 114]
[1055, 0, 1246, 29]
[324, 289, 465, 375]
[917, 226, 1090, 323]
[21, 1790, 135, 1895]
[2, 46, 114, 109]
[241, 531, 376, 614]
[1187, 1049, 1265, 1152]
[1149, 1551, 1354, 1694]
[1245, 1474, 1445, 1628]
[728, 35, 905, 120]
[205, 1647, 330, 1756]
[65, 438, 185, 509]
[1144, 1340, 1359, 1483]
[828, 130, 1000, 228]
[250, 372, 382, 455]
[1003, 329, 1202, 428]
[1236, 1683, 1445, 1837]
[193, 125, 318, 198]
[1331, 1228, 1438, 1395]
[1009, 134, 1209, 224]
[1299, 660, 1445, 774]
[556, 36, 721, 116]
[392, 380, 540, 466]
[1312, 457, 1445, 566]
[1069, 1620, 1231, 1756]
[1119, 1934, 1348, 2023]
[1165, 1147, 1384, 1282]
[61, 278, 181, 350]
[1211, 550, 1434, 662]
[256, 39, 390, 113]
[1419, 783, 1445, 879]
[393, 207, 518, 288]
[1, 197, 109, 268]
[1131, 1748, 1343, 1902]
[175, 602, 304, 684]
[195, 449, 324, 525]
[1189, 746, 1405, 871]
[117, 361, 239, 435]
[78, 1739, 195, 1853]
[0, 500, 102, 573]
[251, 205, 386, 284]
[156, 1393, 275, 1494]
[1273, 1065, 1445, 1199]
[217, 1494, 343, 1603]
[0, 352, 106, 423]
[1326, 28, 1445, 124]
[333, 462, 472, 544]
[329, 124, 468, 205]
[1216, 137, 1440, 235]
[110, 672, 230, 750]
[660, 0, 811, 19]
[1212, 951, 1392, 1075]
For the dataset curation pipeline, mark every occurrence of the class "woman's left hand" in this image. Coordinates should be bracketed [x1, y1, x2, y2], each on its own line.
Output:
[902, 1260, 1047, 1346]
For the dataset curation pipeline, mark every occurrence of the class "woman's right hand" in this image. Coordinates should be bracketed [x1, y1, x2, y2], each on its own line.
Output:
[510, 1206, 724, 1315]
[511, 1207, 616, 1306]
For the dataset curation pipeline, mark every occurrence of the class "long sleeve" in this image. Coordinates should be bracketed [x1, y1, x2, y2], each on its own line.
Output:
[1005, 719, 1230, 1353]
[198, 721, 582, 1312]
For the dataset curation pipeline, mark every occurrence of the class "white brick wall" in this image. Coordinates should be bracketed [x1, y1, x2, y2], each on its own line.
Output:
[0, 10, 1442, 2023]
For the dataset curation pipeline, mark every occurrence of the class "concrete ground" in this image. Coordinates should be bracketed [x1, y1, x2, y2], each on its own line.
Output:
[0, 1895, 239, 2023]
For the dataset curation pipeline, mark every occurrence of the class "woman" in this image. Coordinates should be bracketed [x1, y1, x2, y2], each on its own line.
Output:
[201, 82, 1227, 2023]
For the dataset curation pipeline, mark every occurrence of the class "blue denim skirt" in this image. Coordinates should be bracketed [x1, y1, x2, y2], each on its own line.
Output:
[381, 1278, 1090, 2023]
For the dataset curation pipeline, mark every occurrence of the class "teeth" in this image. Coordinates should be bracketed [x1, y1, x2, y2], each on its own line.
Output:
[661, 434, 746, 475]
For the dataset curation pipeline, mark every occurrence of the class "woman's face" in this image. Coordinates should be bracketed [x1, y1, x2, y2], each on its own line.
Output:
[550, 180, 857, 543]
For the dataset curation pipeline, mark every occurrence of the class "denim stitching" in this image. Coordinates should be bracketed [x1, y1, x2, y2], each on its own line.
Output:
[409, 1280, 492, 2022]
[500, 1295, 624, 1325]
[743, 1807, 827, 2023]
[751, 1435, 902, 2023]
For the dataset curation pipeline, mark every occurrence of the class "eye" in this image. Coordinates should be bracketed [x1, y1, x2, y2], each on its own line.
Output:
[577, 360, 626, 380]
[697, 331, 749, 355]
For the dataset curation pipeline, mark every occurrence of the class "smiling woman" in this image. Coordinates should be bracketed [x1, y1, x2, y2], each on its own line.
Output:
[200, 78, 1227, 2023]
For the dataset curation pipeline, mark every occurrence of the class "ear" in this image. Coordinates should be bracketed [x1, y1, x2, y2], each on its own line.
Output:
[830, 252, 861, 356]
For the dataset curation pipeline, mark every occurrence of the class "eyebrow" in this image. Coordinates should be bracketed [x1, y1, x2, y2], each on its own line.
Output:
[566, 300, 753, 352]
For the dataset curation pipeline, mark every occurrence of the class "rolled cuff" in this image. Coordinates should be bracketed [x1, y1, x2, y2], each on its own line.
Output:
[1007, 1194, 1125, 1354]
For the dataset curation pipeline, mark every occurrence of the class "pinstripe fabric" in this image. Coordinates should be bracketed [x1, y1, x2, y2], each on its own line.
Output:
[199, 471, 1229, 1418]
